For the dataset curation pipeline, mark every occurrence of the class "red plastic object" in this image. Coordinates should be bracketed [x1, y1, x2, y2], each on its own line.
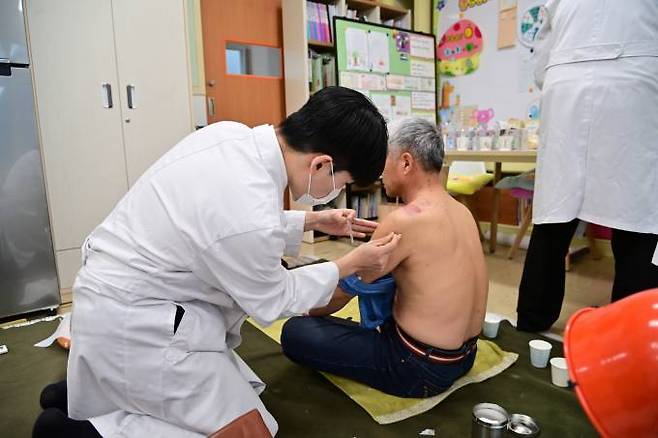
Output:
[564, 289, 658, 438]
[588, 224, 612, 240]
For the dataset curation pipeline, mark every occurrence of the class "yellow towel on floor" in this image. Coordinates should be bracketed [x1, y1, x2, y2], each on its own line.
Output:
[250, 300, 518, 424]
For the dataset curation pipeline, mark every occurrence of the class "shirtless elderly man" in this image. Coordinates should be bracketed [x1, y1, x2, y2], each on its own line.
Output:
[281, 117, 487, 398]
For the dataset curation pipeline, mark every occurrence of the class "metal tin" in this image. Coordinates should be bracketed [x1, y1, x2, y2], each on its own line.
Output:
[508, 414, 540, 437]
[472, 403, 509, 438]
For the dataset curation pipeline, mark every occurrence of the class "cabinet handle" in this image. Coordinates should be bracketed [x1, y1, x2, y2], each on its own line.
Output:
[126, 84, 136, 109]
[101, 83, 113, 109]
[207, 96, 215, 117]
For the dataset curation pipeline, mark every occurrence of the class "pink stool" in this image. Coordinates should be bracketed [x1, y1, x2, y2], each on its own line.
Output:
[506, 188, 602, 266]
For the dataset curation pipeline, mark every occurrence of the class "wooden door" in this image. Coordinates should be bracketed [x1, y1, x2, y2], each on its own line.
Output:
[112, 0, 194, 185]
[201, 0, 285, 127]
[26, 0, 129, 286]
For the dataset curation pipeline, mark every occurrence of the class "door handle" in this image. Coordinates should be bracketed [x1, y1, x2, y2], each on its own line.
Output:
[0, 58, 10, 76]
[101, 83, 113, 109]
[207, 96, 215, 117]
[126, 84, 136, 109]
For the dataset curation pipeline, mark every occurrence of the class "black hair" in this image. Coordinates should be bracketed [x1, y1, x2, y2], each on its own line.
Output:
[279, 86, 388, 186]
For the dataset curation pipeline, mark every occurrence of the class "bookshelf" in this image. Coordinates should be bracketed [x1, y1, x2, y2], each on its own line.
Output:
[282, 0, 418, 243]
[308, 40, 335, 50]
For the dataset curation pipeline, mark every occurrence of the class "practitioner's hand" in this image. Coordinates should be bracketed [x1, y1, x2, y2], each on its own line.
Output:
[335, 232, 401, 279]
[306, 209, 378, 238]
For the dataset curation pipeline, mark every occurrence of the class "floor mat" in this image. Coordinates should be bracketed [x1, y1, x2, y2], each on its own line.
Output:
[0, 316, 597, 437]
[250, 300, 519, 424]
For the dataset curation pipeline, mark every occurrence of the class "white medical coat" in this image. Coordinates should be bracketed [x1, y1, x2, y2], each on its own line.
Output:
[532, 0, 658, 236]
[67, 123, 339, 436]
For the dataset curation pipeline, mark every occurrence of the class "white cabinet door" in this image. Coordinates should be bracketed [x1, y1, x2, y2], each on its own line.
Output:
[26, 0, 129, 252]
[111, 0, 193, 185]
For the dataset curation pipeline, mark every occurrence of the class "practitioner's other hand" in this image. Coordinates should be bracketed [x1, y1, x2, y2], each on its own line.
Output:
[306, 209, 378, 238]
[335, 232, 401, 279]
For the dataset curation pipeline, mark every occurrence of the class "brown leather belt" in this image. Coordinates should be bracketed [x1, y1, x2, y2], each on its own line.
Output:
[395, 324, 478, 364]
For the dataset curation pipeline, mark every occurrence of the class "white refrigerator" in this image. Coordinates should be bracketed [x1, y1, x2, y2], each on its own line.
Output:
[0, 0, 60, 318]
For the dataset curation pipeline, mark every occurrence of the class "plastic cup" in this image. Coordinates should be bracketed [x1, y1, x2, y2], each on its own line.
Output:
[482, 313, 503, 338]
[528, 339, 552, 368]
[550, 357, 569, 387]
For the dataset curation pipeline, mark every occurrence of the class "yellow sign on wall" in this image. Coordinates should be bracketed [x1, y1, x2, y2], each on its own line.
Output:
[459, 0, 489, 12]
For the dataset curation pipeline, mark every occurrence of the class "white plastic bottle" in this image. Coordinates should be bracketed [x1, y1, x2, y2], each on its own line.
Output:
[456, 127, 469, 151]
[477, 124, 492, 151]
[443, 122, 457, 151]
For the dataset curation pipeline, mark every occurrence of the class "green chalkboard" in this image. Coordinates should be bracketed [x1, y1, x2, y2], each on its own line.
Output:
[334, 17, 437, 123]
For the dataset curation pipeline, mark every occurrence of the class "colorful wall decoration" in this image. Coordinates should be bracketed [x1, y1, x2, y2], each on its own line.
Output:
[459, 0, 490, 12]
[437, 19, 483, 76]
[475, 107, 495, 125]
[518, 4, 547, 47]
[527, 99, 540, 120]
[433, 0, 547, 126]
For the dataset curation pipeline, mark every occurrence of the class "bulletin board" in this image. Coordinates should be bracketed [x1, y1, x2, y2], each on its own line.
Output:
[334, 17, 438, 124]
[434, 0, 546, 125]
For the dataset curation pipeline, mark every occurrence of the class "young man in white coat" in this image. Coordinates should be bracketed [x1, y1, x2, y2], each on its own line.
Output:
[517, 0, 658, 332]
[33, 86, 399, 437]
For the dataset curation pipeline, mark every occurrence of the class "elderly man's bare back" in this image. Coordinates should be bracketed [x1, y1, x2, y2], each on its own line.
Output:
[386, 190, 488, 350]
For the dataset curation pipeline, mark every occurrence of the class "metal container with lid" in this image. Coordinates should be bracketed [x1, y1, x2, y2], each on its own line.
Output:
[471, 403, 510, 438]
[508, 414, 540, 437]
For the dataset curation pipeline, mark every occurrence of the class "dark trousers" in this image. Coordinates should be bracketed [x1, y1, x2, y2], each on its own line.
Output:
[281, 316, 476, 398]
[33, 381, 101, 438]
[517, 219, 658, 331]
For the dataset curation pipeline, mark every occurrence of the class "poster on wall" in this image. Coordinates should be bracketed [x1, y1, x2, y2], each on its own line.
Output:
[368, 31, 390, 73]
[412, 92, 436, 111]
[393, 95, 412, 119]
[345, 28, 368, 71]
[437, 19, 484, 76]
[370, 93, 393, 120]
[410, 34, 435, 59]
[386, 75, 406, 90]
[394, 30, 411, 60]
[411, 60, 435, 78]
[498, 6, 517, 49]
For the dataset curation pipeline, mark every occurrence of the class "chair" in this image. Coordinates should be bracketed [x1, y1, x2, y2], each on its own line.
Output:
[506, 188, 534, 260]
[497, 171, 601, 265]
[446, 161, 494, 241]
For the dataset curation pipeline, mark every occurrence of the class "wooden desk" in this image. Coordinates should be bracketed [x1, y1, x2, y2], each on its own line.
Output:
[442, 150, 538, 254]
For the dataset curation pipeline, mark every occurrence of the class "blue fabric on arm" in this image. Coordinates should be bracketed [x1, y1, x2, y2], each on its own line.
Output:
[338, 274, 396, 329]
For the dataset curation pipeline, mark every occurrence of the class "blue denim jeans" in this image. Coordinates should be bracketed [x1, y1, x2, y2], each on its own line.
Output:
[281, 316, 477, 398]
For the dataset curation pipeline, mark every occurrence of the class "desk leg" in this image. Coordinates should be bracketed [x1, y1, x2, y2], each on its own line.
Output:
[490, 162, 502, 254]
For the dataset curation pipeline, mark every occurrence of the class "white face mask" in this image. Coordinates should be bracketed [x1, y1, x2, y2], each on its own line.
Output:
[296, 161, 342, 206]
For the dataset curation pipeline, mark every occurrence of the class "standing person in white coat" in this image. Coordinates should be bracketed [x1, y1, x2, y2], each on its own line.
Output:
[516, 0, 658, 332]
[32, 86, 399, 437]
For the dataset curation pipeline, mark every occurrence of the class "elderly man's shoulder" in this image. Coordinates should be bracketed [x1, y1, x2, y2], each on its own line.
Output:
[376, 203, 420, 233]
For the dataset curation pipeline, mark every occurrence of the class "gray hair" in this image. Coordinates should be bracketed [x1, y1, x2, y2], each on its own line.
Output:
[388, 118, 444, 173]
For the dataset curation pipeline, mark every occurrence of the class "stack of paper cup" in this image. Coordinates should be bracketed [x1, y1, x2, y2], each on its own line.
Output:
[550, 357, 569, 387]
[528, 340, 552, 368]
[482, 313, 504, 338]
